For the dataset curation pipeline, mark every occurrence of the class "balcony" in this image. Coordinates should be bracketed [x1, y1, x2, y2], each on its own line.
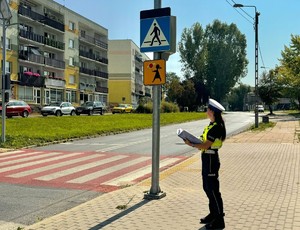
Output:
[95, 86, 108, 93]
[19, 52, 65, 69]
[45, 78, 65, 88]
[44, 57, 65, 69]
[18, 72, 45, 87]
[79, 67, 108, 79]
[18, 5, 64, 32]
[44, 37, 65, 50]
[135, 55, 143, 63]
[19, 29, 65, 50]
[79, 50, 108, 64]
[19, 52, 44, 65]
[79, 33, 108, 50]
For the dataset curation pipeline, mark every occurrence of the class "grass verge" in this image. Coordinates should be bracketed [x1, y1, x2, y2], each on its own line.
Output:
[249, 121, 276, 131]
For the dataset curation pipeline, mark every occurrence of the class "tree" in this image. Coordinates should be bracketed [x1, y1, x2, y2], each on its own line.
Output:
[277, 34, 300, 109]
[176, 79, 197, 111]
[164, 73, 197, 111]
[178, 20, 248, 103]
[258, 70, 282, 114]
[164, 72, 183, 103]
[227, 83, 251, 111]
[162, 72, 180, 99]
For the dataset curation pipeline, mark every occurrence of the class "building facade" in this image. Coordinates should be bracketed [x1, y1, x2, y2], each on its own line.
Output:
[108, 39, 152, 107]
[1, 0, 108, 107]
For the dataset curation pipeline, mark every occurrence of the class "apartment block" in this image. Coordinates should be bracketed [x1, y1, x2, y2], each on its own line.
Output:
[1, 0, 108, 107]
[108, 39, 152, 107]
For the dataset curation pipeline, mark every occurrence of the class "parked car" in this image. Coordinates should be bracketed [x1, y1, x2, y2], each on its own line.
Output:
[112, 104, 134, 114]
[0, 100, 32, 118]
[41, 102, 76, 116]
[257, 105, 264, 113]
[75, 101, 106, 115]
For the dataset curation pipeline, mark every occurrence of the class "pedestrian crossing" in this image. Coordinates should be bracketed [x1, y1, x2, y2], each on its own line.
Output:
[0, 149, 186, 192]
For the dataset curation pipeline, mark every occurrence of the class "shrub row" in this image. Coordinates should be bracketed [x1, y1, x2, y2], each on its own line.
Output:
[135, 101, 179, 113]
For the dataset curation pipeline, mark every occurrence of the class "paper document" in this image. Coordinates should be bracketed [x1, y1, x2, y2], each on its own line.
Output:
[177, 128, 202, 144]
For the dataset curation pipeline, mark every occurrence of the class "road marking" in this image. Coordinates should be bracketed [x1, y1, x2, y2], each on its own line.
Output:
[0, 149, 187, 192]
[0, 150, 25, 157]
[0, 152, 63, 173]
[0, 151, 44, 165]
[36, 155, 128, 181]
[68, 156, 150, 184]
[8, 153, 102, 178]
[103, 157, 179, 186]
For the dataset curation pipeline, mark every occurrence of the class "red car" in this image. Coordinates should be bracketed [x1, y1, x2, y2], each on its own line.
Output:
[0, 100, 32, 118]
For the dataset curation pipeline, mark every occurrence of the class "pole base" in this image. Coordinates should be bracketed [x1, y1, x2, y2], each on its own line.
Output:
[143, 191, 166, 200]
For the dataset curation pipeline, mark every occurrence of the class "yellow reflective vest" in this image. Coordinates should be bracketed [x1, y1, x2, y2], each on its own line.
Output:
[201, 122, 223, 150]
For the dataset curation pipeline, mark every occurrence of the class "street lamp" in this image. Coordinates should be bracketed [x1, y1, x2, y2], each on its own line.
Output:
[233, 3, 260, 128]
[0, 0, 12, 142]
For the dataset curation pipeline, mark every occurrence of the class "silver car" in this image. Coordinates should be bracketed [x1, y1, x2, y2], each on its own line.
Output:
[257, 105, 264, 113]
[41, 102, 76, 117]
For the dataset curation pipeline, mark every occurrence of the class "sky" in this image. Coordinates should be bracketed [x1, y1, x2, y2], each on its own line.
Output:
[53, 0, 300, 87]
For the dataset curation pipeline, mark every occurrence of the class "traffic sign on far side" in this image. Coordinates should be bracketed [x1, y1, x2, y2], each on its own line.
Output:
[143, 60, 166, 86]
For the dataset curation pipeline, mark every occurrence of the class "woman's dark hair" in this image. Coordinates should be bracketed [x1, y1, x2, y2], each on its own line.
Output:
[214, 112, 226, 141]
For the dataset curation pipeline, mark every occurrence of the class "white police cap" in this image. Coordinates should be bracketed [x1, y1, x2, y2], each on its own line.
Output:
[208, 98, 225, 112]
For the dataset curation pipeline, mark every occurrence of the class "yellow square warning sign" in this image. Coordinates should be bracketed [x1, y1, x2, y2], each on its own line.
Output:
[143, 59, 166, 86]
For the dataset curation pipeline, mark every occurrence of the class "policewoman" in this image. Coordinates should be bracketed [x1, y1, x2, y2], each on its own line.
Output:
[184, 98, 226, 229]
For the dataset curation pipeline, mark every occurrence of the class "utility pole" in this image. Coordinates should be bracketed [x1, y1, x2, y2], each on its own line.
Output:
[0, 0, 12, 143]
[254, 11, 260, 128]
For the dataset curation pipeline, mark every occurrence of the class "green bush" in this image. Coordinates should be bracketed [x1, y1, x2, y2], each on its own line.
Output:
[135, 101, 179, 113]
[161, 101, 179, 113]
[135, 102, 153, 113]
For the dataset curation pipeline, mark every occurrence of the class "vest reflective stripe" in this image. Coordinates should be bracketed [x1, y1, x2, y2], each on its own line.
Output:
[201, 122, 223, 150]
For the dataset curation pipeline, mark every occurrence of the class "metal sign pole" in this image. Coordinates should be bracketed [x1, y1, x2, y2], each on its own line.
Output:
[144, 0, 166, 200]
[1, 19, 7, 143]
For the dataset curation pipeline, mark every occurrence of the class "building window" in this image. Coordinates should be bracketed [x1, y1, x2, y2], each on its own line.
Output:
[69, 75, 75, 84]
[80, 61, 87, 68]
[69, 39, 75, 48]
[44, 32, 55, 40]
[71, 91, 76, 103]
[50, 88, 63, 102]
[69, 21, 75, 31]
[18, 86, 33, 101]
[6, 61, 11, 73]
[69, 57, 74, 66]
[1, 37, 11, 50]
[1, 61, 11, 73]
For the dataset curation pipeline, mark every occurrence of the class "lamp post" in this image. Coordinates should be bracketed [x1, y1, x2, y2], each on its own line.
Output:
[0, 0, 12, 143]
[234, 3, 260, 128]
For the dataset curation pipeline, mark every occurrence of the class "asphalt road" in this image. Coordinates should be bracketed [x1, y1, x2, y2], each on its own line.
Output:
[34, 111, 254, 155]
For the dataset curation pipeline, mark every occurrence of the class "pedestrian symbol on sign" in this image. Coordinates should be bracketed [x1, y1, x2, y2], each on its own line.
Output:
[150, 23, 161, 46]
[152, 63, 162, 82]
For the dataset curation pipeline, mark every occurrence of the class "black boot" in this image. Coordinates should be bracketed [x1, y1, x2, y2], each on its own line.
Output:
[205, 214, 225, 229]
[200, 213, 215, 224]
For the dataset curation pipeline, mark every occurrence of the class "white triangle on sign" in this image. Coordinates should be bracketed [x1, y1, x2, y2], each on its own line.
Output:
[141, 19, 169, 48]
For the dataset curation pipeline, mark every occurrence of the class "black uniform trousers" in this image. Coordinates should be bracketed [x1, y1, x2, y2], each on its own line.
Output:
[201, 151, 224, 217]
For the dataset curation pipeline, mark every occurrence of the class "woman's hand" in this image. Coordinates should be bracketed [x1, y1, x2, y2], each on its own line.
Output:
[184, 139, 194, 147]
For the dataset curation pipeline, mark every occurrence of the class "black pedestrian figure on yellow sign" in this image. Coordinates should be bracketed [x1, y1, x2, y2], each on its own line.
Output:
[152, 64, 162, 83]
[150, 23, 161, 46]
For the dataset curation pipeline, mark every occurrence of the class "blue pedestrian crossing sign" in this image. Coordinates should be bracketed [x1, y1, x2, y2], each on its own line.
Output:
[140, 8, 171, 53]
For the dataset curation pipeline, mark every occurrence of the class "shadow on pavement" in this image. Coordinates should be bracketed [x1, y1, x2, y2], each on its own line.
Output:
[88, 199, 150, 230]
